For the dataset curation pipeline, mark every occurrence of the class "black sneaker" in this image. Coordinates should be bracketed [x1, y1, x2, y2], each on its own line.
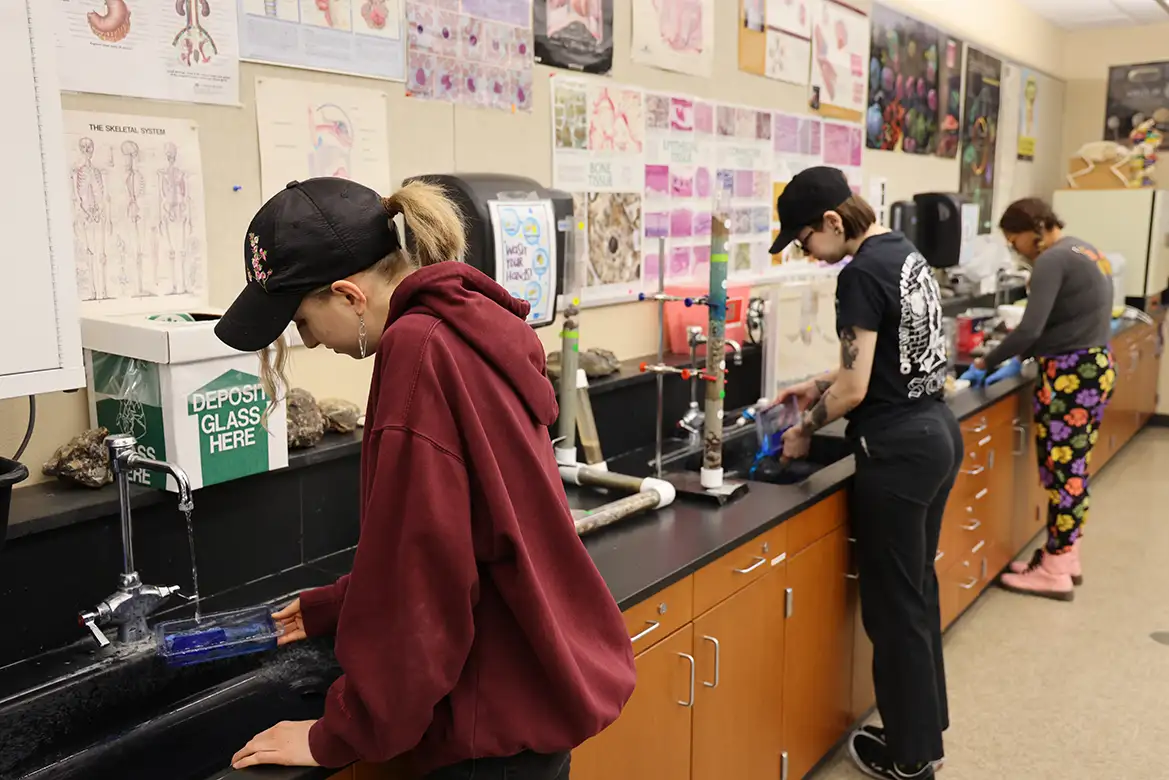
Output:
[848, 728, 942, 778]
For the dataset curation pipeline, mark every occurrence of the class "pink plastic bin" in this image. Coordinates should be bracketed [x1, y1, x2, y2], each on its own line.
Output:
[664, 284, 751, 356]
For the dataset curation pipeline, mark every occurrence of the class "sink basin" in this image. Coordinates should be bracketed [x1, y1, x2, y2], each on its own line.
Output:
[0, 639, 340, 780]
[662, 425, 852, 485]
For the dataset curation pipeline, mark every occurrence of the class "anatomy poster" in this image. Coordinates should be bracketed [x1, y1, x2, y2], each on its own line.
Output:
[1017, 69, 1039, 161]
[63, 112, 208, 312]
[534, 0, 613, 74]
[238, 0, 406, 82]
[405, 0, 534, 111]
[865, 4, 939, 154]
[810, 0, 869, 123]
[57, 0, 240, 105]
[935, 36, 963, 158]
[254, 77, 392, 201]
[643, 93, 716, 282]
[739, 0, 811, 86]
[631, 0, 714, 78]
[715, 104, 775, 278]
[959, 47, 1001, 234]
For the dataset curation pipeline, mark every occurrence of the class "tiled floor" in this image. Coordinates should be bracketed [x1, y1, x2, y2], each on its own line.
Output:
[813, 427, 1169, 780]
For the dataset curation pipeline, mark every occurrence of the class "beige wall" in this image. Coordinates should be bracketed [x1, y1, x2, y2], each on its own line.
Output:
[2, 0, 1069, 485]
[1061, 23, 1169, 189]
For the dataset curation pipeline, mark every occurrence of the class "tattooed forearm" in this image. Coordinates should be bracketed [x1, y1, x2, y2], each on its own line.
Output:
[839, 326, 859, 371]
[800, 387, 862, 434]
[813, 377, 833, 397]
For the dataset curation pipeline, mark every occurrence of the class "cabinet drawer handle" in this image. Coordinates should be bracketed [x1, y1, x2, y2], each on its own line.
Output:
[970, 418, 988, 433]
[629, 621, 660, 643]
[961, 519, 981, 531]
[935, 550, 945, 562]
[974, 488, 988, 501]
[1013, 424, 1026, 455]
[971, 540, 986, 554]
[702, 636, 720, 689]
[961, 465, 985, 476]
[678, 653, 696, 707]
[978, 435, 992, 447]
[734, 556, 768, 575]
[959, 576, 979, 590]
[844, 573, 860, 580]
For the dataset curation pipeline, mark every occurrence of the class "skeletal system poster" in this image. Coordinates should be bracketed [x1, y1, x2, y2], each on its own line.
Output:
[57, 0, 240, 105]
[63, 112, 208, 312]
[254, 77, 392, 202]
[631, 0, 714, 78]
[237, 0, 406, 82]
[534, 0, 613, 74]
[959, 48, 1002, 234]
[405, 0, 535, 111]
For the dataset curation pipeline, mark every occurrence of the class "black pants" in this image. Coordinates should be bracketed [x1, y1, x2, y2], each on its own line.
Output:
[424, 752, 571, 780]
[850, 404, 962, 765]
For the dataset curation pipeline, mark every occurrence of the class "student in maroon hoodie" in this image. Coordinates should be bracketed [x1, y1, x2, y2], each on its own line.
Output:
[216, 177, 636, 778]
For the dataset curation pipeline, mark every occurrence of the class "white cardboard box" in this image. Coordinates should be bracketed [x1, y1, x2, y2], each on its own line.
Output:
[82, 310, 290, 493]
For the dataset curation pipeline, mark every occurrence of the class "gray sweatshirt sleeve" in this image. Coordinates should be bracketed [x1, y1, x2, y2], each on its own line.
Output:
[983, 256, 1064, 370]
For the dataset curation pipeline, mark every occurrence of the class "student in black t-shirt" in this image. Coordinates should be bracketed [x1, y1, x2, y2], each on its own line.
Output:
[770, 168, 962, 780]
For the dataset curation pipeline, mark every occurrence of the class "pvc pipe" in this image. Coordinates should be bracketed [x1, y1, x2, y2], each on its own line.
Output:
[559, 464, 675, 510]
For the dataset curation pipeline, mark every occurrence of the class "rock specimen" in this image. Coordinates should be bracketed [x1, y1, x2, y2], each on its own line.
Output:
[319, 398, 362, 434]
[546, 347, 622, 381]
[43, 427, 113, 488]
[286, 388, 326, 449]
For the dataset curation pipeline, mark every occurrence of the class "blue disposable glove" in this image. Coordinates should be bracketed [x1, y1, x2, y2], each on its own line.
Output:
[959, 365, 988, 387]
[985, 357, 1023, 386]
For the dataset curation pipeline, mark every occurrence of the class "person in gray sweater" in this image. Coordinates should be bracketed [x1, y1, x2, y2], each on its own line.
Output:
[968, 198, 1115, 601]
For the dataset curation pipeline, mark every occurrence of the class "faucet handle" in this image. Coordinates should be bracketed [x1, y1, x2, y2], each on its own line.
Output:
[79, 611, 111, 648]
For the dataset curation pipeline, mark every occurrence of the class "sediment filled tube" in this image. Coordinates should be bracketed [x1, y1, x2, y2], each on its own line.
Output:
[555, 217, 587, 466]
[559, 464, 676, 510]
[574, 491, 663, 537]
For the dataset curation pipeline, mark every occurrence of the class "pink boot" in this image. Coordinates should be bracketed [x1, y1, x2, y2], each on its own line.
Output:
[999, 547, 1077, 601]
[1007, 539, 1083, 586]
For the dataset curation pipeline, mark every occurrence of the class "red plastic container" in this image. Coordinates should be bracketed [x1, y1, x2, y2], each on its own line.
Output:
[664, 284, 751, 355]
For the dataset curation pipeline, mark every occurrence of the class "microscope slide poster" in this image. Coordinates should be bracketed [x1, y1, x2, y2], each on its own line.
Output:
[487, 200, 557, 327]
[63, 111, 209, 315]
[959, 47, 1002, 235]
[254, 77, 392, 202]
[630, 0, 715, 78]
[534, 0, 614, 75]
[55, 0, 240, 106]
[237, 0, 407, 82]
[404, 0, 535, 112]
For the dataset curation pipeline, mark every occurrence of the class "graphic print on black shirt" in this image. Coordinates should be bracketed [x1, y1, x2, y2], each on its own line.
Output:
[835, 232, 948, 430]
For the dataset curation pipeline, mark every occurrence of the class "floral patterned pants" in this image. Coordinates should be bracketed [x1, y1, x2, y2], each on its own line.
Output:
[1033, 347, 1116, 554]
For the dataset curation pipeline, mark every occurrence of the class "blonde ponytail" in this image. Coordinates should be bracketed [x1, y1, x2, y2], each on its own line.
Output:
[258, 336, 289, 426]
[382, 180, 466, 269]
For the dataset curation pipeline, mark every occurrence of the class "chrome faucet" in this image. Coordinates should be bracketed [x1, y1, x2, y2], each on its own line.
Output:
[677, 328, 745, 445]
[78, 434, 193, 648]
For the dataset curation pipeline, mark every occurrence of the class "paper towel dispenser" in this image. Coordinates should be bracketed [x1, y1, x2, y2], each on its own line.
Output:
[913, 192, 971, 269]
[401, 173, 572, 328]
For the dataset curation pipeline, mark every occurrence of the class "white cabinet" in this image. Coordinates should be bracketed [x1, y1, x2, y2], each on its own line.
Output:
[1053, 188, 1169, 303]
[0, 2, 83, 399]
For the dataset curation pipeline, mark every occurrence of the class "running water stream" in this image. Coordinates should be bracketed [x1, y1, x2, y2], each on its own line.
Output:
[181, 505, 201, 621]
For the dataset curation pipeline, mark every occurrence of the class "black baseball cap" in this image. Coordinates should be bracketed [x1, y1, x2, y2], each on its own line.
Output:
[769, 166, 853, 254]
[215, 178, 400, 352]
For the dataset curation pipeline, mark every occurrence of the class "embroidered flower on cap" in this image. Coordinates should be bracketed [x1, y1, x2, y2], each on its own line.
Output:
[247, 232, 271, 289]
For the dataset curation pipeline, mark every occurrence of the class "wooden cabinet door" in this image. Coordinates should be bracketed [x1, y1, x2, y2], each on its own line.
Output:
[782, 525, 853, 780]
[692, 567, 787, 780]
[985, 416, 1017, 576]
[1011, 389, 1045, 556]
[571, 626, 695, 780]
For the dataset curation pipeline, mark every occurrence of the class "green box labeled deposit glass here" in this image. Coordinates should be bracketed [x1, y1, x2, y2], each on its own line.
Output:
[82, 311, 289, 493]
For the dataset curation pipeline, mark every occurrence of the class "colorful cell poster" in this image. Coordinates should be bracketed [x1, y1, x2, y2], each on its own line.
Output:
[533, 0, 613, 74]
[1104, 61, 1169, 148]
[488, 199, 558, 326]
[823, 119, 863, 190]
[1018, 69, 1038, 161]
[715, 103, 776, 279]
[935, 36, 963, 159]
[551, 76, 646, 302]
[810, 0, 869, 122]
[739, 0, 811, 86]
[960, 48, 1002, 234]
[404, 0, 534, 111]
[254, 77, 392, 201]
[642, 93, 716, 283]
[56, 0, 240, 105]
[238, 0, 406, 82]
[865, 4, 940, 154]
[630, 0, 714, 78]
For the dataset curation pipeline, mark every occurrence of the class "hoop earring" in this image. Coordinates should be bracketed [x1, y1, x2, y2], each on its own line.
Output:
[358, 315, 368, 359]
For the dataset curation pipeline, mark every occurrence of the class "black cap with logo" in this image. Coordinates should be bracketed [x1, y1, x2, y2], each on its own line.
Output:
[215, 178, 400, 353]
[768, 166, 853, 255]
